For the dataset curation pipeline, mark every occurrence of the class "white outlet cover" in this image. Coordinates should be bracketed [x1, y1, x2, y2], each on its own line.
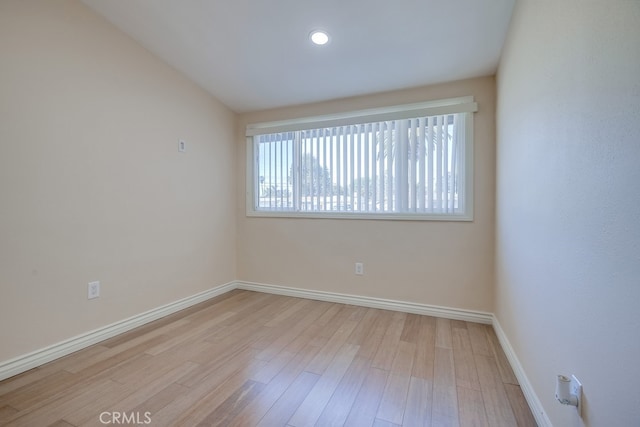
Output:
[571, 375, 582, 416]
[88, 281, 100, 299]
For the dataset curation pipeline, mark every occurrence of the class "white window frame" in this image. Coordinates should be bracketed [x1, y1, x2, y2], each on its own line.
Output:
[246, 96, 476, 221]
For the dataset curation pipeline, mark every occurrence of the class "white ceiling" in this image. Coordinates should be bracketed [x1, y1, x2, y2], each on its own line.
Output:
[82, 0, 515, 113]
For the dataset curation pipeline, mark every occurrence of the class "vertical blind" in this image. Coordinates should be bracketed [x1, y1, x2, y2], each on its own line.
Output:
[253, 112, 468, 216]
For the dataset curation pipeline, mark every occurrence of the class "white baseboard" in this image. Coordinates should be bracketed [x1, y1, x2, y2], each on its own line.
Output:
[492, 316, 551, 427]
[0, 281, 236, 382]
[235, 281, 493, 324]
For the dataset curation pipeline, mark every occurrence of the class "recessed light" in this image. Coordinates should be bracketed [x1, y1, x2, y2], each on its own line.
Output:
[310, 30, 330, 46]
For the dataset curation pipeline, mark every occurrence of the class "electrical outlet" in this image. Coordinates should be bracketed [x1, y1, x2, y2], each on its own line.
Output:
[355, 262, 364, 275]
[88, 281, 100, 299]
[571, 375, 582, 416]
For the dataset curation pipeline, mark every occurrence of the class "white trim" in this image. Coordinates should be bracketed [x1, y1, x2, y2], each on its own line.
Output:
[492, 316, 552, 427]
[246, 136, 255, 216]
[245, 97, 478, 136]
[0, 282, 236, 381]
[235, 281, 493, 324]
[245, 210, 473, 221]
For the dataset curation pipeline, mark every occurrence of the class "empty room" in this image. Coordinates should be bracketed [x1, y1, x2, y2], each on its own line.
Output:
[1, 0, 638, 426]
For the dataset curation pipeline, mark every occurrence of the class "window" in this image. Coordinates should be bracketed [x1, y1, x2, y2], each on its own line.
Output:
[246, 97, 476, 220]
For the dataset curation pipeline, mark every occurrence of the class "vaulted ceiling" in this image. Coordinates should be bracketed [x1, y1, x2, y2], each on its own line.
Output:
[82, 0, 515, 113]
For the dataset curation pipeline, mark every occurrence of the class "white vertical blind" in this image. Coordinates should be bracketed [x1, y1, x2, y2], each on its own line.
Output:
[252, 110, 471, 218]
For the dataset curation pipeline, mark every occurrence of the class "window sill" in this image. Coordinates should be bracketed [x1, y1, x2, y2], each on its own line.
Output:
[246, 210, 473, 222]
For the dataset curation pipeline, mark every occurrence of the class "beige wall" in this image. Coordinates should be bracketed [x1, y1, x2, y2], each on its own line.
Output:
[0, 0, 236, 362]
[496, 1, 640, 425]
[237, 77, 496, 312]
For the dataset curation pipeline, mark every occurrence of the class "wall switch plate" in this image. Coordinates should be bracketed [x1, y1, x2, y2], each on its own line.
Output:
[355, 262, 364, 275]
[88, 281, 100, 299]
[178, 139, 187, 153]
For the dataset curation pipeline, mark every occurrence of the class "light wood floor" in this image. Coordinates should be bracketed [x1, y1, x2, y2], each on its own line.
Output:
[0, 290, 537, 426]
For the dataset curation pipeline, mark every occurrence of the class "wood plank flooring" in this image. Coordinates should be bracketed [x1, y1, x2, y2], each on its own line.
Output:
[0, 290, 537, 426]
